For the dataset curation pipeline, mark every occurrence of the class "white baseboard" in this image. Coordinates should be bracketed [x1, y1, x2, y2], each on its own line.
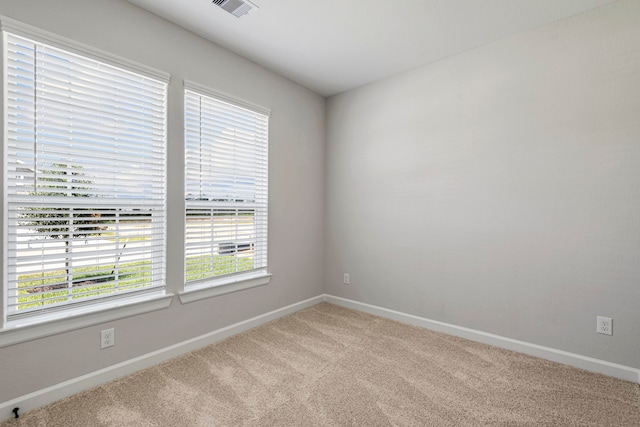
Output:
[0, 295, 325, 422]
[324, 295, 640, 384]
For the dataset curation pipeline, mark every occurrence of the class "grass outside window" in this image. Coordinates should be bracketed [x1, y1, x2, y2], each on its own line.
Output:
[16, 255, 251, 311]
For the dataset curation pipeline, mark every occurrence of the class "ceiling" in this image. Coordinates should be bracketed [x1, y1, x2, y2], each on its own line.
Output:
[126, 0, 617, 97]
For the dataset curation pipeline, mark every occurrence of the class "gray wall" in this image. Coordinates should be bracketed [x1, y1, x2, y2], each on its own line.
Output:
[325, 0, 640, 369]
[0, 0, 325, 402]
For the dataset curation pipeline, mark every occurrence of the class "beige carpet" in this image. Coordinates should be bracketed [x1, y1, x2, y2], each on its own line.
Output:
[2, 303, 639, 426]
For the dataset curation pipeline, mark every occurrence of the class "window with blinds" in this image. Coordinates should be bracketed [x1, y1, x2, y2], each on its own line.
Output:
[4, 32, 168, 321]
[184, 84, 269, 287]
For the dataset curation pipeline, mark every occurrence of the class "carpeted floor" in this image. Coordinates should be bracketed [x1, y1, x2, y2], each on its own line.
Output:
[2, 302, 639, 426]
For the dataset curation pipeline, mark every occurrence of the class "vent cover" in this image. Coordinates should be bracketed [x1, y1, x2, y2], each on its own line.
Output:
[212, 0, 258, 18]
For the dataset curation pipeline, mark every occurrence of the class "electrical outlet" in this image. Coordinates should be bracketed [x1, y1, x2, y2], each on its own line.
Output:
[343, 273, 350, 284]
[596, 316, 612, 335]
[101, 328, 115, 349]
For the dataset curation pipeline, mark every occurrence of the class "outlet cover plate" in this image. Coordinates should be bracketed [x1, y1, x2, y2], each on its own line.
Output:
[101, 328, 115, 348]
[596, 316, 612, 335]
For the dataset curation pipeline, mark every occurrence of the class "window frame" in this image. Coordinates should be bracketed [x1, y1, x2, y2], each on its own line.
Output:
[0, 16, 173, 345]
[180, 80, 271, 304]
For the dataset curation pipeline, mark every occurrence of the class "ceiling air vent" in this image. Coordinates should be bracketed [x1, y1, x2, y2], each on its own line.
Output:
[212, 0, 258, 18]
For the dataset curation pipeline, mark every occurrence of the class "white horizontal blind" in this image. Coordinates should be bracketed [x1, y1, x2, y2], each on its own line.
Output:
[4, 33, 167, 320]
[184, 88, 268, 285]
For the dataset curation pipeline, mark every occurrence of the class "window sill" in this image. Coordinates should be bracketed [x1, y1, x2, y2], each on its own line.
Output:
[0, 293, 174, 348]
[179, 272, 272, 304]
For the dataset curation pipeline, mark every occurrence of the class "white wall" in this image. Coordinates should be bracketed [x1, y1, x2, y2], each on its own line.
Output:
[0, 0, 325, 403]
[325, 0, 640, 369]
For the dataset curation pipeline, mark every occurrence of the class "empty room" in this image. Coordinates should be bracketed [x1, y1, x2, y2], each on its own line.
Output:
[0, 0, 639, 425]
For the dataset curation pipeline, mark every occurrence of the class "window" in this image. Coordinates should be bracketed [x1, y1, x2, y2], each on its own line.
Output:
[184, 82, 269, 292]
[3, 30, 168, 322]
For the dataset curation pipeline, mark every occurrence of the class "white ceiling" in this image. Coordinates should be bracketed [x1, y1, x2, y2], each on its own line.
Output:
[126, 0, 617, 97]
